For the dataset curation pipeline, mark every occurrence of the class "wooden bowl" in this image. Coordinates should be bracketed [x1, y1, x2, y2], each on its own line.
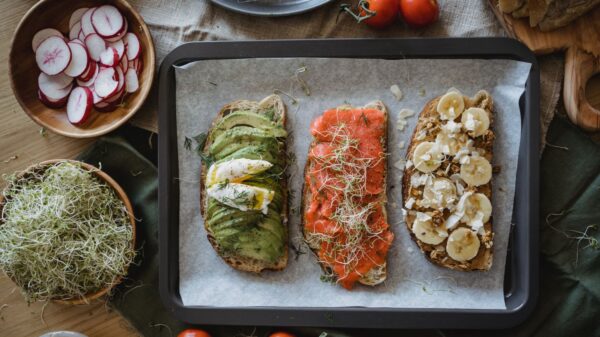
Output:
[9, 0, 155, 138]
[0, 159, 136, 305]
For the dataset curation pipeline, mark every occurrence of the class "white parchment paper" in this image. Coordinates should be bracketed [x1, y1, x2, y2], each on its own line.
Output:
[175, 58, 531, 309]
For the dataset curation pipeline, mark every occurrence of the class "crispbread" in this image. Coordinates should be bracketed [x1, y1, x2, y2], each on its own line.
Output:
[302, 101, 389, 286]
[402, 90, 494, 271]
[200, 94, 288, 273]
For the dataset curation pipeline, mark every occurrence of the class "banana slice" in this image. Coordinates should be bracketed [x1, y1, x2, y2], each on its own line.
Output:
[435, 131, 468, 156]
[462, 193, 492, 228]
[436, 91, 465, 121]
[461, 107, 490, 137]
[446, 227, 481, 262]
[412, 142, 444, 173]
[422, 177, 457, 210]
[412, 212, 448, 245]
[460, 156, 492, 186]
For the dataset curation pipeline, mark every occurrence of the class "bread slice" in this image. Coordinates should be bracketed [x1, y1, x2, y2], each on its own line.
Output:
[402, 90, 495, 271]
[302, 101, 390, 287]
[200, 95, 288, 273]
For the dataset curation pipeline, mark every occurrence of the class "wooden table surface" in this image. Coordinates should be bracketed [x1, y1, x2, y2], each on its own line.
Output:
[1, 1, 600, 337]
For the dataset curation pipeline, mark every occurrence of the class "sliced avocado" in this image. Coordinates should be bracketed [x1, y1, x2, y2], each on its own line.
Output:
[231, 229, 283, 263]
[258, 216, 285, 242]
[209, 111, 286, 143]
[210, 127, 273, 155]
[212, 138, 281, 161]
[207, 207, 261, 229]
[216, 145, 284, 167]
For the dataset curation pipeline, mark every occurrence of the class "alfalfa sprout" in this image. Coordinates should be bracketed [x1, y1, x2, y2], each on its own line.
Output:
[0, 162, 135, 303]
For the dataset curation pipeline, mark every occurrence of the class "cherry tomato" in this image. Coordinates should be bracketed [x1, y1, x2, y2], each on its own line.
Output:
[360, 0, 400, 29]
[399, 0, 439, 27]
[178, 329, 212, 337]
[269, 332, 296, 337]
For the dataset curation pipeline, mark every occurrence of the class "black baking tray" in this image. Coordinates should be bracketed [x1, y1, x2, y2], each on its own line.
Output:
[158, 38, 539, 329]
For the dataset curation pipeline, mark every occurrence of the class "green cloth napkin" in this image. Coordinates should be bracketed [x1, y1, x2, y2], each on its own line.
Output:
[76, 118, 600, 337]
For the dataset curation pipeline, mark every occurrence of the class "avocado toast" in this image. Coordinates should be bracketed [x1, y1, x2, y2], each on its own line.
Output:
[200, 95, 288, 273]
[302, 101, 394, 289]
[402, 89, 495, 271]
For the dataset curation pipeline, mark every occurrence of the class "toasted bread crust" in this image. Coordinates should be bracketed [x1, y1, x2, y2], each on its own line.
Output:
[301, 101, 389, 286]
[402, 90, 494, 271]
[200, 95, 288, 273]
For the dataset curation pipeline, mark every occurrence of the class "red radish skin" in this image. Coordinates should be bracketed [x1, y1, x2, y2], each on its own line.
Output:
[38, 89, 68, 109]
[32, 28, 63, 52]
[67, 87, 93, 125]
[114, 65, 125, 94]
[109, 39, 125, 60]
[78, 61, 97, 83]
[99, 47, 119, 67]
[69, 22, 82, 41]
[64, 41, 89, 77]
[94, 67, 119, 98]
[125, 68, 139, 93]
[90, 86, 104, 104]
[123, 33, 140, 60]
[80, 8, 96, 36]
[84, 33, 106, 62]
[92, 5, 124, 38]
[105, 20, 128, 43]
[95, 102, 117, 112]
[78, 30, 85, 42]
[69, 7, 89, 29]
[35, 36, 72, 75]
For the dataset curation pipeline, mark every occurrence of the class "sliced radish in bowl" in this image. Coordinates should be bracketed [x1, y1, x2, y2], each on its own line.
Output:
[38, 89, 69, 109]
[123, 33, 140, 60]
[105, 20, 128, 43]
[39, 78, 73, 101]
[39, 72, 73, 90]
[99, 47, 119, 67]
[64, 41, 89, 77]
[95, 67, 119, 98]
[84, 33, 106, 62]
[69, 7, 89, 28]
[80, 8, 96, 36]
[32, 28, 64, 52]
[125, 68, 139, 93]
[35, 36, 72, 75]
[109, 39, 125, 60]
[67, 87, 93, 125]
[92, 5, 124, 38]
[69, 22, 82, 41]
[78, 61, 98, 84]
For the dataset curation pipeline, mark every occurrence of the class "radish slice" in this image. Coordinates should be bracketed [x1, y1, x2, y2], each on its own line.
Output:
[38, 89, 68, 109]
[69, 22, 82, 41]
[105, 20, 128, 43]
[99, 47, 119, 67]
[120, 55, 128, 73]
[39, 72, 73, 90]
[78, 30, 85, 42]
[35, 36, 72, 75]
[95, 101, 117, 112]
[80, 8, 96, 36]
[64, 41, 89, 77]
[67, 87, 93, 125]
[78, 60, 97, 82]
[77, 63, 99, 86]
[32, 28, 63, 52]
[84, 33, 106, 61]
[123, 33, 140, 60]
[95, 67, 119, 98]
[69, 7, 89, 29]
[105, 87, 125, 104]
[109, 39, 125, 60]
[90, 86, 104, 104]
[114, 65, 125, 93]
[91, 5, 124, 38]
[39, 74, 73, 101]
[125, 68, 139, 93]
